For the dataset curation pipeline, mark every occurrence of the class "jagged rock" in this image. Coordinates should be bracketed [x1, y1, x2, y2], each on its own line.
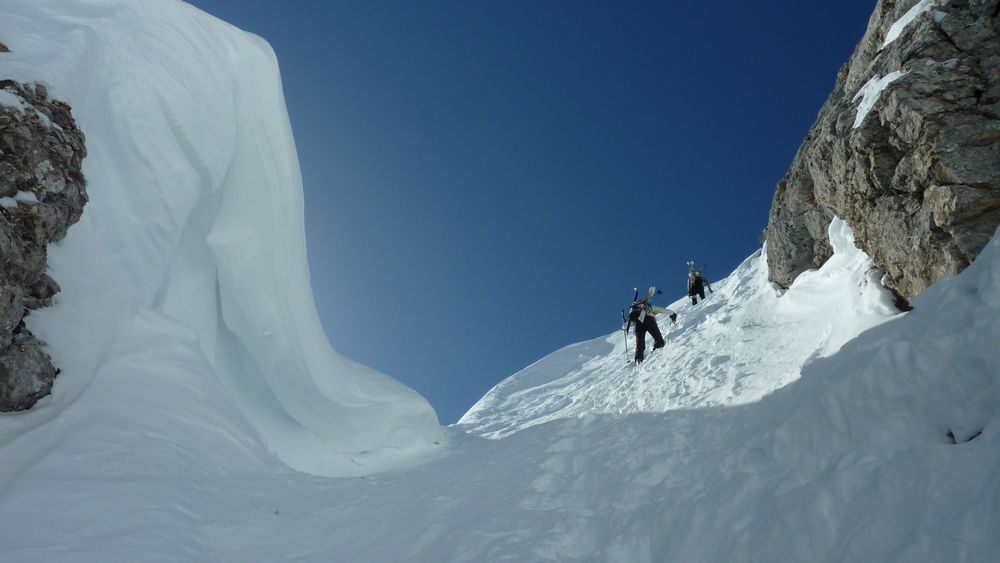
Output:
[0, 286, 23, 350]
[24, 273, 60, 310]
[0, 80, 86, 411]
[766, 0, 1000, 299]
[0, 332, 57, 411]
[0, 42, 8, 53]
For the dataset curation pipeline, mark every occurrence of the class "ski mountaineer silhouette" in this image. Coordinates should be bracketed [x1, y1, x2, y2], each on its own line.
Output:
[687, 261, 712, 305]
[622, 286, 677, 364]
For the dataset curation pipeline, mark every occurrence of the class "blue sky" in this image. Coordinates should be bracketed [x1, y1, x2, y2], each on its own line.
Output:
[187, 0, 876, 424]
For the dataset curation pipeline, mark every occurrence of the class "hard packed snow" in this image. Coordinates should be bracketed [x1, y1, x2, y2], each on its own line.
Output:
[0, 1, 998, 561]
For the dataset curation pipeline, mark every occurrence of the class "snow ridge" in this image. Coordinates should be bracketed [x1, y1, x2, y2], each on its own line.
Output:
[460, 218, 900, 438]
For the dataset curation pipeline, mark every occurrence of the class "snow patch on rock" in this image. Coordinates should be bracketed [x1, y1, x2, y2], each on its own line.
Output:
[881, 0, 934, 49]
[852, 70, 907, 128]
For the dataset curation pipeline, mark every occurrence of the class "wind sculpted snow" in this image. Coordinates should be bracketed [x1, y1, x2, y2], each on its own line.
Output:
[0, 0, 441, 477]
[2, 223, 998, 561]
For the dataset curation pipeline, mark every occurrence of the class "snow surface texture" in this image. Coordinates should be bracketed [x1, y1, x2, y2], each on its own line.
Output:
[460, 218, 900, 438]
[3, 217, 998, 561]
[1, 2, 998, 561]
[0, 0, 441, 477]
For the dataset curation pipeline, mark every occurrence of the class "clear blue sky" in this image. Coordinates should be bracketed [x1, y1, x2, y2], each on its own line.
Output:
[186, 0, 875, 424]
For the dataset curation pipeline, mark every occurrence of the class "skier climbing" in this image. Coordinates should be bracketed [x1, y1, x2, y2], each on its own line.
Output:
[687, 261, 712, 305]
[624, 286, 677, 364]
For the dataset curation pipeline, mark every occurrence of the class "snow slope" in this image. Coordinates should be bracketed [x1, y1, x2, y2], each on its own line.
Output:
[0, 0, 441, 477]
[3, 219, 997, 561]
[460, 218, 901, 438]
[1, 2, 998, 561]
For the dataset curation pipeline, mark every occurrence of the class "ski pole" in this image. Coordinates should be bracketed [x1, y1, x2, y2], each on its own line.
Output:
[620, 309, 629, 360]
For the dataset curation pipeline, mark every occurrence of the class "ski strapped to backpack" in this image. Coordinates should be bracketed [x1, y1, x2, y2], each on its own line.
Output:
[687, 261, 714, 294]
[629, 286, 661, 322]
[621, 286, 680, 362]
[627, 286, 678, 325]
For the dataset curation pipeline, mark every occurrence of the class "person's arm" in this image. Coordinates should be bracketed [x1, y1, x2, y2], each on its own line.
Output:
[651, 305, 677, 322]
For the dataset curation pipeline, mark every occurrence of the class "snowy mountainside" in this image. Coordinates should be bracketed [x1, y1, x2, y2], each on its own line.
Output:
[0, 1, 998, 561]
[2, 224, 995, 562]
[460, 218, 901, 438]
[0, 0, 440, 477]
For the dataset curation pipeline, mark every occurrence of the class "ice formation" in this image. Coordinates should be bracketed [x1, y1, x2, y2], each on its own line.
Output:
[0, 0, 441, 477]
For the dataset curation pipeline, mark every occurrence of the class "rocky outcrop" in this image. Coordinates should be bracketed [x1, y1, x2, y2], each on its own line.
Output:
[766, 0, 1000, 299]
[0, 80, 87, 411]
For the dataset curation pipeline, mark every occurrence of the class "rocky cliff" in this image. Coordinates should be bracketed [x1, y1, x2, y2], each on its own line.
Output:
[766, 0, 1000, 299]
[0, 79, 87, 411]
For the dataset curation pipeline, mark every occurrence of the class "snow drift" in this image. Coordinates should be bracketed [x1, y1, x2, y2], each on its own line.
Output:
[0, 0, 441, 477]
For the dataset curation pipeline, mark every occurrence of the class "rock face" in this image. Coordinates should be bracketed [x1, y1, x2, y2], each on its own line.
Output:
[766, 0, 1000, 299]
[0, 80, 87, 411]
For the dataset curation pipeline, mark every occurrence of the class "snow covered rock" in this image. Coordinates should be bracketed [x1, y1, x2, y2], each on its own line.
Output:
[0, 80, 86, 411]
[0, 332, 58, 411]
[767, 0, 1000, 299]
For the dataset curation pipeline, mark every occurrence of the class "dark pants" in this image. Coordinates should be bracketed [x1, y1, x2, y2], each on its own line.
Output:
[632, 314, 665, 363]
[689, 278, 706, 305]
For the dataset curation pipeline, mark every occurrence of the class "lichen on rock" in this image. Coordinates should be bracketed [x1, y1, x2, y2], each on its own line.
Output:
[766, 0, 1000, 299]
[0, 80, 86, 411]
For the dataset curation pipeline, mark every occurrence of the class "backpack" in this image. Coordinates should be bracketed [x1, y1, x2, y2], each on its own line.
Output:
[689, 268, 706, 287]
[629, 298, 649, 323]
